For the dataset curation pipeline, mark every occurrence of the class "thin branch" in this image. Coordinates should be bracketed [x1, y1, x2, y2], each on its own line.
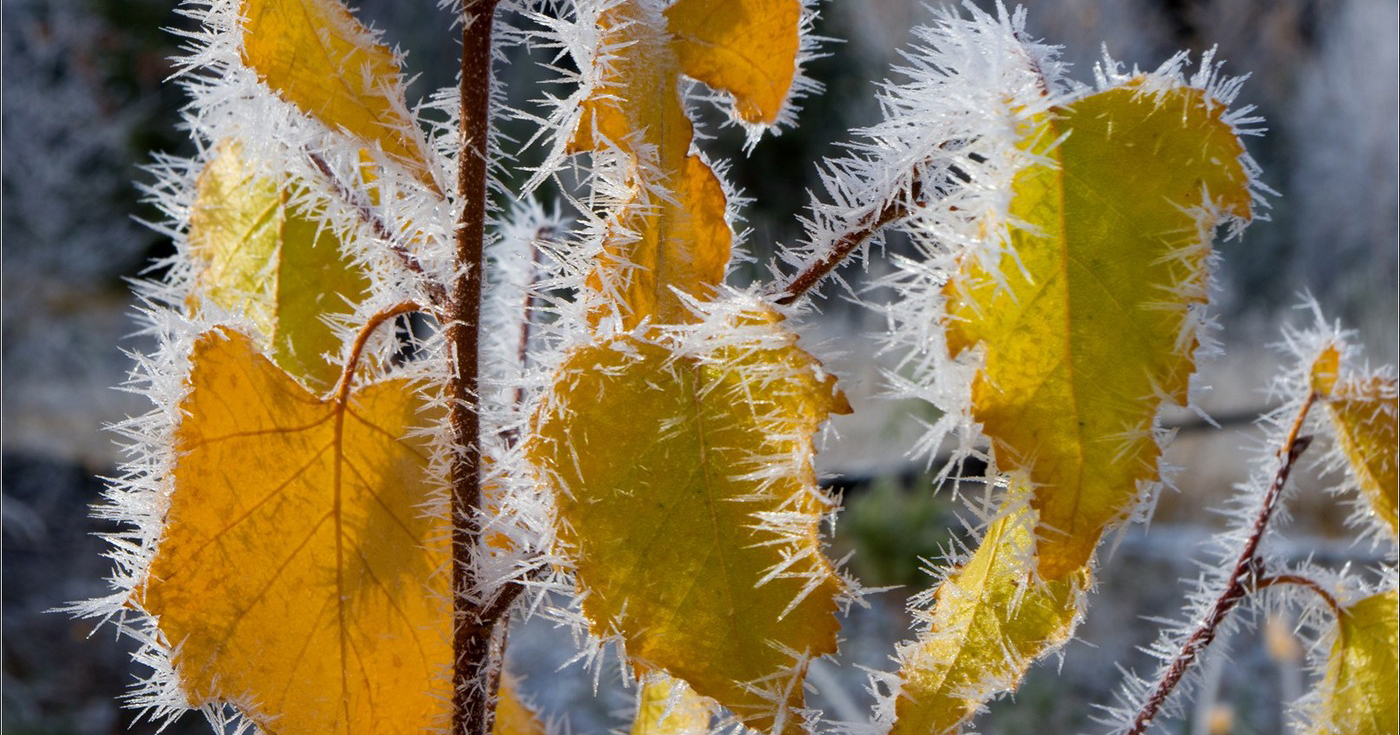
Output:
[774, 176, 924, 306]
[307, 150, 449, 307]
[1126, 393, 1318, 735]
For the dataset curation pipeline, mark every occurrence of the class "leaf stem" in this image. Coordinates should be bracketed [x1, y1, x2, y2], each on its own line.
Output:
[332, 301, 423, 404]
[1254, 574, 1344, 620]
[451, 2, 501, 735]
[1126, 392, 1318, 735]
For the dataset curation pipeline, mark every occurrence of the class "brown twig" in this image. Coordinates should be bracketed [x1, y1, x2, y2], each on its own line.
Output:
[1126, 393, 1318, 735]
[774, 176, 924, 306]
[306, 150, 449, 307]
[451, 2, 502, 735]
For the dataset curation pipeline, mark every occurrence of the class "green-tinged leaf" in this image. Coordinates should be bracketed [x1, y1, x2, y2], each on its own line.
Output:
[1312, 346, 1399, 539]
[944, 81, 1253, 577]
[188, 141, 371, 392]
[890, 501, 1090, 735]
[142, 328, 450, 735]
[633, 675, 714, 735]
[1309, 589, 1398, 735]
[240, 0, 437, 190]
[530, 307, 849, 734]
[571, 0, 800, 327]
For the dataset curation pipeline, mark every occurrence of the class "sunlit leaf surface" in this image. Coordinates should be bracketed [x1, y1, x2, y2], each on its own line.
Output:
[143, 329, 449, 735]
[1310, 589, 1398, 735]
[945, 82, 1253, 577]
[240, 0, 437, 189]
[187, 141, 371, 392]
[891, 503, 1088, 735]
[531, 309, 847, 734]
[1312, 346, 1399, 539]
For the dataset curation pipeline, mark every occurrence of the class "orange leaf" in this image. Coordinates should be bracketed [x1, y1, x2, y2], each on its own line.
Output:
[240, 0, 438, 191]
[571, 0, 800, 327]
[142, 329, 449, 734]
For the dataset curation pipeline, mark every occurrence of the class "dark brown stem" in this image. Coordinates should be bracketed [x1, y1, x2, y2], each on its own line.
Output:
[1126, 393, 1318, 735]
[451, 2, 502, 735]
[774, 177, 924, 306]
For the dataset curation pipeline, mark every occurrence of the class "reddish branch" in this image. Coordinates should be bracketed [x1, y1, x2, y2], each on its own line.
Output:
[775, 177, 924, 306]
[1126, 393, 1319, 735]
[451, 2, 503, 735]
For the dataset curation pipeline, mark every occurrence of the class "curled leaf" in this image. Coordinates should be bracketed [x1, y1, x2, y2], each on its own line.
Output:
[889, 501, 1089, 735]
[945, 81, 1253, 577]
[530, 305, 847, 734]
[570, 0, 801, 327]
[188, 141, 371, 392]
[142, 329, 449, 735]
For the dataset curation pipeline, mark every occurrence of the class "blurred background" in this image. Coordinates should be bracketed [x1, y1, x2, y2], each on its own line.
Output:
[3, 0, 1396, 733]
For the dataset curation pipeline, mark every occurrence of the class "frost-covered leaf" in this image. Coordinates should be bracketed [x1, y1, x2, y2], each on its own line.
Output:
[530, 306, 847, 734]
[1308, 589, 1398, 735]
[141, 329, 449, 735]
[187, 141, 371, 392]
[945, 82, 1253, 577]
[240, 0, 436, 189]
[665, 0, 801, 125]
[569, 0, 800, 327]
[632, 675, 713, 735]
[495, 675, 547, 735]
[889, 502, 1089, 735]
[1311, 346, 1399, 539]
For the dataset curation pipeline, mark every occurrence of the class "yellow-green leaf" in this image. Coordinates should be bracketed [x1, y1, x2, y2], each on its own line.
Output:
[240, 0, 437, 190]
[188, 141, 371, 392]
[632, 675, 714, 735]
[1309, 589, 1399, 735]
[944, 81, 1253, 578]
[530, 308, 848, 734]
[1311, 346, 1399, 539]
[142, 328, 449, 735]
[890, 502, 1089, 735]
[571, 0, 800, 327]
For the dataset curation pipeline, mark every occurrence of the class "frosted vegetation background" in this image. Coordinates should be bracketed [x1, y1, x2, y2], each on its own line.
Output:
[2, 0, 1395, 733]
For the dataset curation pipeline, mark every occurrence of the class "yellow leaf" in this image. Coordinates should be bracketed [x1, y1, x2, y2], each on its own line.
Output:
[1310, 589, 1399, 735]
[494, 675, 547, 735]
[530, 308, 848, 734]
[141, 329, 450, 735]
[240, 0, 437, 190]
[188, 141, 372, 392]
[944, 81, 1253, 577]
[890, 502, 1089, 735]
[571, 1, 800, 327]
[632, 675, 713, 735]
[1312, 346, 1400, 539]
